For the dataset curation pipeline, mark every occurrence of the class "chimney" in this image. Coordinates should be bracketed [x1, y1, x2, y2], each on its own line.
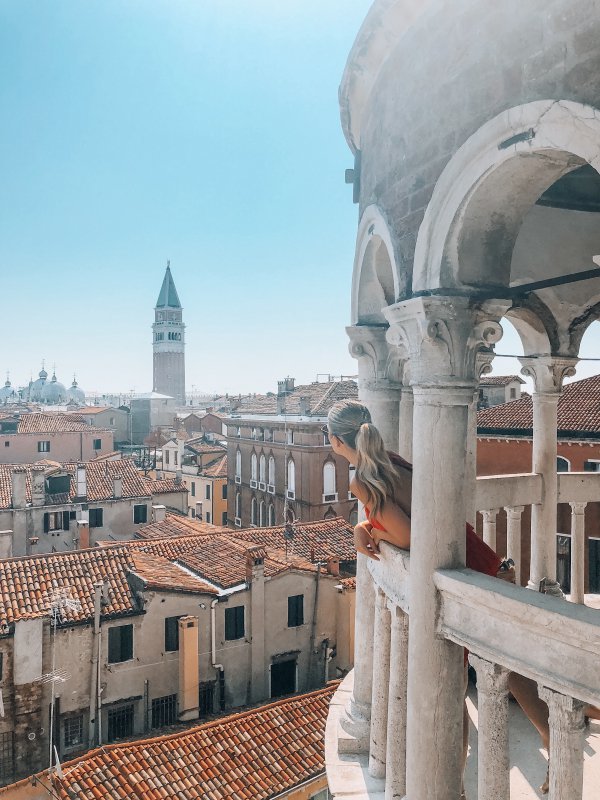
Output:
[31, 467, 45, 507]
[76, 464, 87, 500]
[245, 546, 266, 583]
[299, 396, 309, 416]
[277, 377, 295, 415]
[11, 469, 27, 509]
[113, 474, 123, 500]
[326, 556, 340, 577]
[175, 470, 182, 485]
[178, 616, 200, 721]
[78, 519, 90, 549]
[152, 504, 166, 523]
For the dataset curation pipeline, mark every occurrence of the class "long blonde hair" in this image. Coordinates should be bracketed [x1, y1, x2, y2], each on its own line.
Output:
[327, 399, 399, 516]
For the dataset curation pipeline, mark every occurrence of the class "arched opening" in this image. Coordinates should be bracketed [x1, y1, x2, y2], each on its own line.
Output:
[251, 497, 257, 526]
[352, 205, 400, 326]
[268, 504, 275, 526]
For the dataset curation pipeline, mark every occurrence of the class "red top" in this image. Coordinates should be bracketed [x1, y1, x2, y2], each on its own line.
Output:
[364, 452, 501, 578]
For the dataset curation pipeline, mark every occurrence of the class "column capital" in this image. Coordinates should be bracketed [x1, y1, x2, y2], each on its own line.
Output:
[518, 356, 578, 394]
[505, 505, 525, 517]
[383, 296, 507, 387]
[468, 654, 510, 694]
[482, 508, 500, 520]
[569, 501, 587, 515]
[538, 685, 586, 723]
[346, 324, 403, 391]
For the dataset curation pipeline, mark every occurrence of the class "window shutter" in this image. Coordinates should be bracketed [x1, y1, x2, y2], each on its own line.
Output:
[43, 513, 50, 533]
[225, 608, 234, 640]
[62, 511, 70, 531]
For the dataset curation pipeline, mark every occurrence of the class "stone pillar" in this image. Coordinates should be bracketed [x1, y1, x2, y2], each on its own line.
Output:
[469, 655, 510, 800]
[369, 588, 391, 778]
[481, 509, 499, 551]
[384, 296, 505, 800]
[347, 324, 403, 452]
[398, 383, 413, 463]
[385, 605, 409, 800]
[338, 553, 376, 753]
[465, 391, 479, 527]
[538, 686, 586, 800]
[505, 505, 524, 585]
[569, 502, 586, 604]
[520, 357, 577, 595]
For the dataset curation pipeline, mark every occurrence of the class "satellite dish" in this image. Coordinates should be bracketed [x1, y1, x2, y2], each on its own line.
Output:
[27, 732, 36, 741]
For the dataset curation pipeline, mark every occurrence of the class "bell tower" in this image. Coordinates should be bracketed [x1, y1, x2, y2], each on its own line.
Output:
[152, 261, 186, 405]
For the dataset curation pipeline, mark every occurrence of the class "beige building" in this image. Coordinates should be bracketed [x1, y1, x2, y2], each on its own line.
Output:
[0, 412, 113, 465]
[0, 515, 354, 785]
[67, 406, 130, 445]
[0, 459, 187, 557]
[161, 435, 228, 523]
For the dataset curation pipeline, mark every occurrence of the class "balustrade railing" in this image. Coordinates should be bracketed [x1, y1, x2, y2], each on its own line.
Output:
[325, 471, 600, 800]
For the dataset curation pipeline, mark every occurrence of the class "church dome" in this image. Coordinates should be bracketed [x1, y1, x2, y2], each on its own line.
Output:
[41, 372, 67, 404]
[29, 366, 49, 401]
[66, 377, 86, 405]
[0, 377, 17, 403]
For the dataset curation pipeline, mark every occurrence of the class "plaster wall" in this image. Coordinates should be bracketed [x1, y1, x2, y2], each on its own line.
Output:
[0, 430, 114, 465]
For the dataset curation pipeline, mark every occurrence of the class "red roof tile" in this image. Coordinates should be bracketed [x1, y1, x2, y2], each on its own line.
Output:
[200, 454, 228, 479]
[480, 375, 525, 386]
[15, 412, 106, 434]
[4, 684, 338, 800]
[135, 514, 227, 539]
[231, 380, 358, 416]
[142, 477, 188, 495]
[130, 551, 217, 595]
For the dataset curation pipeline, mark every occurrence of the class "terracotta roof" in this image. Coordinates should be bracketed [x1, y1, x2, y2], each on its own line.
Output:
[480, 375, 525, 386]
[0, 459, 151, 509]
[135, 514, 227, 540]
[69, 406, 113, 415]
[130, 551, 217, 595]
[5, 684, 338, 800]
[234, 517, 356, 563]
[200, 453, 228, 478]
[477, 374, 600, 435]
[338, 576, 356, 590]
[14, 412, 105, 434]
[142, 477, 188, 495]
[184, 438, 226, 456]
[231, 380, 358, 417]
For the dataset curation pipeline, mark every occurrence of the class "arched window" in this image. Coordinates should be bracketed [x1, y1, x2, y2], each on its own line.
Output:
[348, 465, 356, 499]
[323, 461, 336, 497]
[259, 454, 266, 483]
[251, 497, 257, 526]
[268, 504, 275, 526]
[349, 503, 358, 526]
[557, 456, 570, 472]
[235, 492, 241, 519]
[259, 500, 266, 527]
[251, 453, 258, 481]
[268, 455, 275, 488]
[287, 458, 295, 495]
[235, 449, 242, 479]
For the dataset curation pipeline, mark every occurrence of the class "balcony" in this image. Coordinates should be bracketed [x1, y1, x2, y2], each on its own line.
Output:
[325, 472, 600, 800]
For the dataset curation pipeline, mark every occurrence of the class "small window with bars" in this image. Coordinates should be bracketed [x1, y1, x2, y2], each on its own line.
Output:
[0, 731, 14, 784]
[199, 682, 215, 716]
[63, 715, 84, 749]
[151, 694, 178, 728]
[107, 703, 134, 742]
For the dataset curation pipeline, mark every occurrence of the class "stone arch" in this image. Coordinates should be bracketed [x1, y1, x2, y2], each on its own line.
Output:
[352, 205, 400, 325]
[413, 100, 600, 295]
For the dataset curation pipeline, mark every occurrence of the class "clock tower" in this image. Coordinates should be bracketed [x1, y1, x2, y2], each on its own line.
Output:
[152, 262, 186, 405]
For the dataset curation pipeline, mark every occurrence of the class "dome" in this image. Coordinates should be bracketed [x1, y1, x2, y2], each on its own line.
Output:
[66, 377, 86, 405]
[29, 366, 48, 402]
[0, 377, 17, 403]
[40, 372, 67, 404]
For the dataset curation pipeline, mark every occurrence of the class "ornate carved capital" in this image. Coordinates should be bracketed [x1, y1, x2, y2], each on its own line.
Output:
[518, 356, 578, 394]
[468, 655, 510, 695]
[346, 325, 404, 390]
[383, 297, 508, 387]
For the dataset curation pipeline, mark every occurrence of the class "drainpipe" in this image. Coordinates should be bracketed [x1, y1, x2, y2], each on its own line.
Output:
[89, 581, 108, 747]
[307, 565, 323, 691]
[211, 599, 225, 710]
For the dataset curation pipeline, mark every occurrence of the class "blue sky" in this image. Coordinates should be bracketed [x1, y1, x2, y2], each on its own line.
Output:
[1, 1, 598, 397]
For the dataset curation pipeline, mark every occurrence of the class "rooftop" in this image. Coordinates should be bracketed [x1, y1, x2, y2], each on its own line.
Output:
[134, 513, 227, 539]
[229, 380, 358, 417]
[2, 412, 105, 434]
[479, 375, 525, 386]
[2, 684, 337, 799]
[155, 264, 181, 309]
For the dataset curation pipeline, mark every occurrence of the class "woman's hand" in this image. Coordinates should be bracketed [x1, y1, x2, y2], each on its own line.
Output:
[353, 521, 380, 560]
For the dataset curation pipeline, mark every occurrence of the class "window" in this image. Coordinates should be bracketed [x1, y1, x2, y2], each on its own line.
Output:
[251, 453, 258, 482]
[323, 461, 337, 501]
[43, 511, 69, 533]
[0, 731, 14, 785]
[348, 465, 356, 499]
[557, 456, 570, 472]
[222, 511, 228, 525]
[206, 512, 211, 523]
[556, 534, 571, 594]
[225, 606, 245, 640]
[151, 694, 177, 728]
[205, 484, 211, 500]
[133, 504, 148, 524]
[287, 458, 295, 495]
[589, 538, 600, 593]
[235, 492, 241, 519]
[222, 483, 227, 499]
[268, 504, 275, 526]
[259, 500, 265, 527]
[164, 617, 180, 652]
[47, 474, 70, 494]
[165, 450, 170, 465]
[509, 388, 517, 400]
[310, 789, 331, 800]
[107, 703, 134, 742]
[268, 456, 275, 487]
[174, 451, 178, 466]
[3, 442, 8, 447]
[259, 454, 266, 483]
[286, 429, 294, 445]
[191, 482, 196, 497]
[584, 460, 600, 472]
[108, 624, 133, 663]
[236, 426, 241, 437]
[235, 449, 242, 479]
[38, 441, 50, 453]
[288, 594, 304, 627]
[93, 438, 102, 450]
[110, 417, 115, 426]
[199, 682, 215, 716]
[252, 428, 257, 439]
[251, 497, 257, 526]
[64, 715, 84, 749]
[89, 508, 104, 528]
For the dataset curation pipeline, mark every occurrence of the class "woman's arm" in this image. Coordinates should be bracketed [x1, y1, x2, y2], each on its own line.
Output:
[350, 477, 412, 551]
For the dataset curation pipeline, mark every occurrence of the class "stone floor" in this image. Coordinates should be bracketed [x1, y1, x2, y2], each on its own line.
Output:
[464, 686, 600, 800]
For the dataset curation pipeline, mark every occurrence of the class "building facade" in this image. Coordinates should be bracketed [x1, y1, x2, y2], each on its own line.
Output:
[152, 263, 185, 406]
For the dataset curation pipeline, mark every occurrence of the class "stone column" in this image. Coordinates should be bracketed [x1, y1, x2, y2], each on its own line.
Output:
[481, 509, 499, 551]
[504, 505, 524, 585]
[384, 296, 505, 800]
[347, 324, 403, 452]
[469, 655, 510, 800]
[369, 588, 391, 778]
[538, 686, 586, 800]
[398, 383, 413, 463]
[520, 357, 577, 595]
[338, 553, 375, 753]
[569, 502, 586, 604]
[385, 605, 409, 800]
